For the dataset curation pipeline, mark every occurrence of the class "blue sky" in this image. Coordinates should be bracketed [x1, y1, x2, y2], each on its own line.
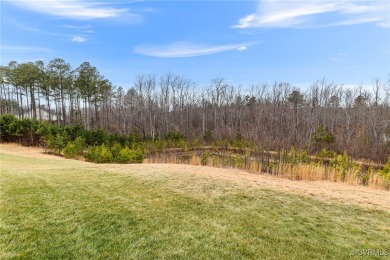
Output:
[1, 0, 389, 88]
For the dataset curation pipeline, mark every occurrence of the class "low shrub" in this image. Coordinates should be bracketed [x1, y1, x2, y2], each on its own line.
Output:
[379, 157, 390, 180]
[63, 142, 77, 159]
[116, 146, 132, 163]
[74, 136, 86, 156]
[85, 145, 113, 163]
[111, 142, 123, 159]
[47, 133, 66, 155]
[201, 152, 209, 166]
[131, 148, 144, 163]
[85, 146, 99, 162]
[84, 144, 142, 164]
[203, 129, 213, 142]
[98, 144, 113, 163]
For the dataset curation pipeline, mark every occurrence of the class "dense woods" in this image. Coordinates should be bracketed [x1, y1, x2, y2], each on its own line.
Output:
[1, 58, 389, 163]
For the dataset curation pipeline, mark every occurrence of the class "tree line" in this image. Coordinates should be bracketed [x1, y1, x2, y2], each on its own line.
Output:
[1, 58, 389, 162]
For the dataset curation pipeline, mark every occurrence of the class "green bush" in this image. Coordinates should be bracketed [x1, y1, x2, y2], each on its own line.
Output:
[379, 157, 390, 180]
[85, 144, 143, 164]
[116, 147, 132, 163]
[233, 131, 245, 149]
[36, 121, 50, 137]
[107, 133, 126, 147]
[111, 142, 123, 158]
[84, 129, 107, 146]
[63, 142, 78, 159]
[98, 144, 113, 163]
[165, 131, 184, 142]
[177, 139, 188, 150]
[300, 150, 310, 163]
[0, 114, 42, 145]
[63, 124, 85, 142]
[132, 148, 144, 163]
[0, 114, 17, 141]
[74, 136, 86, 156]
[128, 130, 142, 145]
[47, 133, 66, 155]
[85, 146, 99, 162]
[317, 148, 329, 158]
[203, 129, 213, 142]
[331, 151, 355, 181]
[286, 147, 298, 164]
[201, 152, 209, 166]
[154, 139, 166, 149]
[312, 125, 335, 144]
[115, 146, 144, 164]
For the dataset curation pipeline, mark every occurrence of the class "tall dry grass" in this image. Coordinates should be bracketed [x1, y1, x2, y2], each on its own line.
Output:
[145, 152, 390, 190]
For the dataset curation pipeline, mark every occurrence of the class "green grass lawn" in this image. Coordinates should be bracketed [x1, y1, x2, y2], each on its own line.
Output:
[1, 151, 389, 259]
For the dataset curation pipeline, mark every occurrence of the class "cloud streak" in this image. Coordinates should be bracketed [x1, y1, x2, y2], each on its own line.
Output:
[233, 0, 390, 28]
[134, 42, 256, 58]
[71, 36, 86, 43]
[60, 24, 92, 30]
[7, 0, 130, 20]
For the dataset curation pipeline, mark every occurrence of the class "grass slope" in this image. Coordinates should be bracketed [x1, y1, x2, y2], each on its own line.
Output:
[1, 152, 389, 259]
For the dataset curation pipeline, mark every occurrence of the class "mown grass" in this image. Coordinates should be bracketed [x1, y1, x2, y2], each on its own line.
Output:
[1, 152, 389, 259]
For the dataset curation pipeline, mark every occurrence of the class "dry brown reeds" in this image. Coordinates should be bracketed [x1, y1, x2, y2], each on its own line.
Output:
[144, 150, 390, 190]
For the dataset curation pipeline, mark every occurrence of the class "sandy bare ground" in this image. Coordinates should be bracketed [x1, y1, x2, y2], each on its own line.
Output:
[0, 143, 64, 160]
[1, 143, 389, 212]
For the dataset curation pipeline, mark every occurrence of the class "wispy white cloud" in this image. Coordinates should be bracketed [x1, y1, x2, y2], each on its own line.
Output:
[233, 0, 390, 29]
[60, 24, 95, 35]
[60, 24, 92, 30]
[238, 46, 247, 52]
[134, 41, 257, 58]
[5, 18, 41, 32]
[6, 16, 93, 42]
[6, 0, 131, 20]
[71, 36, 86, 43]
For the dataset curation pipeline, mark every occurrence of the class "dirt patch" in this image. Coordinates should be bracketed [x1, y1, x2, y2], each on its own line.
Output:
[0, 143, 63, 161]
[1, 143, 389, 212]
